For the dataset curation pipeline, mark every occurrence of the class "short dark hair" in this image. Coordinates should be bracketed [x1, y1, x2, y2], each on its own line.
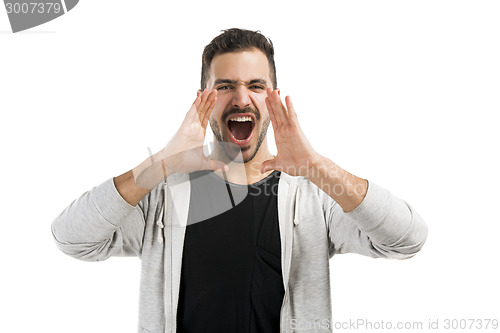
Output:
[200, 28, 277, 90]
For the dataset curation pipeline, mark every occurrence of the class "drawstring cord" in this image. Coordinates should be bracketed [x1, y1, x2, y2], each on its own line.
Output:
[156, 205, 164, 243]
[156, 180, 166, 243]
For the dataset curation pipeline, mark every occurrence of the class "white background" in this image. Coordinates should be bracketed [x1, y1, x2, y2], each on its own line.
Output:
[1, 1, 499, 332]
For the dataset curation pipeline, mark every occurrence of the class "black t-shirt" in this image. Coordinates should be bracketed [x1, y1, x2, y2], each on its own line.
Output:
[176, 170, 284, 333]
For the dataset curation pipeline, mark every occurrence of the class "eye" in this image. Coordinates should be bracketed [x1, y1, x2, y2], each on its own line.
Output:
[217, 85, 232, 90]
[249, 85, 265, 90]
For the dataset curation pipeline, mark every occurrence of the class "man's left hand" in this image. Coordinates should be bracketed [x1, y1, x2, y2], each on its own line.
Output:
[260, 88, 320, 176]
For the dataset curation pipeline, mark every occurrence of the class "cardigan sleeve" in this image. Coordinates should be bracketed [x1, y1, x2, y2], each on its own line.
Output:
[51, 178, 147, 261]
[325, 180, 428, 259]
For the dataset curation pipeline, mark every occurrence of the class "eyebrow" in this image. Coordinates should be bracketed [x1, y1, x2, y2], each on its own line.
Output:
[213, 78, 268, 86]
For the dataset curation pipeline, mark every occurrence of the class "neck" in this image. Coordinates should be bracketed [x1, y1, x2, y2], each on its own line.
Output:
[210, 139, 275, 185]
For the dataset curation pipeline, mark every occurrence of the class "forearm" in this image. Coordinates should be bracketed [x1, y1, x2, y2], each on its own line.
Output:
[116, 150, 173, 206]
[113, 170, 152, 207]
[307, 155, 368, 212]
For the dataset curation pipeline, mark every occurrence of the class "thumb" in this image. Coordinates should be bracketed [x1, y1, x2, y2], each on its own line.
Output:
[260, 158, 278, 174]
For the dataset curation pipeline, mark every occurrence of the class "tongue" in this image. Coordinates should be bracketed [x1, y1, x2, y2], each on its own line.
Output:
[229, 121, 252, 140]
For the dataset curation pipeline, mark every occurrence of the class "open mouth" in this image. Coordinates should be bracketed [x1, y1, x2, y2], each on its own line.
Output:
[226, 113, 256, 144]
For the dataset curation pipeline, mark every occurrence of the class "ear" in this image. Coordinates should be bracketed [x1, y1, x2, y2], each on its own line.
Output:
[197, 89, 203, 97]
[276, 88, 281, 96]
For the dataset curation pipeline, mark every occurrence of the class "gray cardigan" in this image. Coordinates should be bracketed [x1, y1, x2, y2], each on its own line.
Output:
[51, 172, 428, 333]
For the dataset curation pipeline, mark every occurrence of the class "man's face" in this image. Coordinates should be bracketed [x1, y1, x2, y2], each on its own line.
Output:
[205, 48, 276, 163]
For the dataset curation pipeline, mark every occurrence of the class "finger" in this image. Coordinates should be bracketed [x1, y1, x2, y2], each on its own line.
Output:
[201, 90, 217, 128]
[200, 87, 209, 103]
[268, 88, 287, 126]
[193, 89, 209, 123]
[265, 96, 278, 131]
[285, 95, 298, 123]
[191, 89, 205, 120]
[266, 88, 280, 128]
[195, 88, 207, 108]
[197, 89, 215, 124]
[275, 90, 291, 124]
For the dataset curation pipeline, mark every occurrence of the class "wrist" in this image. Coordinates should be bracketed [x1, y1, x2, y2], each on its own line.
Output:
[307, 155, 368, 212]
[155, 150, 177, 178]
[132, 150, 172, 189]
[306, 154, 338, 182]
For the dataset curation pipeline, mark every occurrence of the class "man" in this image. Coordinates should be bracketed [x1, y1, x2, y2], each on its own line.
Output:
[51, 28, 428, 333]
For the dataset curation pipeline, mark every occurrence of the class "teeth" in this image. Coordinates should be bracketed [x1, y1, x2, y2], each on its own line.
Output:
[230, 116, 252, 122]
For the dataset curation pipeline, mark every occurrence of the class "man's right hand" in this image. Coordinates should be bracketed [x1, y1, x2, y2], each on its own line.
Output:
[131, 88, 228, 190]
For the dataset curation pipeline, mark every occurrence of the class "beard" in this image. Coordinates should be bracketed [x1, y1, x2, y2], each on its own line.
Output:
[210, 114, 270, 163]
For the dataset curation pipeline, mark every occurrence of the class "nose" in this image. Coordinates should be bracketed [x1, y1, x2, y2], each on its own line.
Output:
[231, 85, 252, 110]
